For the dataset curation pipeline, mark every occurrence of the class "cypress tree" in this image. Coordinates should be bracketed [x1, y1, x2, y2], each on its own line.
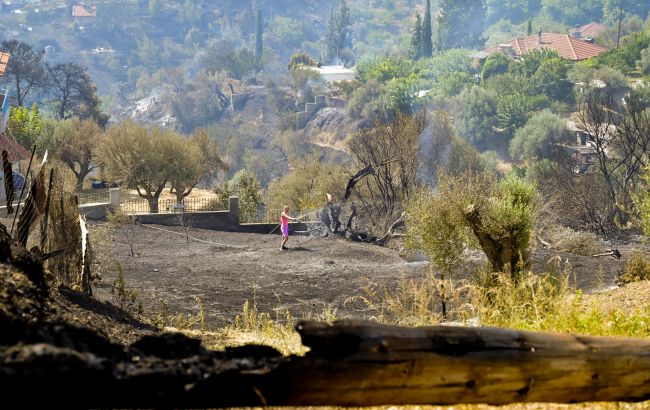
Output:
[527, 20, 533, 36]
[410, 12, 423, 60]
[255, 8, 263, 64]
[324, 0, 352, 63]
[422, 0, 433, 58]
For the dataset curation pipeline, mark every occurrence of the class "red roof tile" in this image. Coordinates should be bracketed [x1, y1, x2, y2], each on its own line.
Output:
[72, 5, 96, 17]
[0, 134, 30, 162]
[487, 33, 608, 61]
[0, 52, 10, 77]
[578, 22, 606, 38]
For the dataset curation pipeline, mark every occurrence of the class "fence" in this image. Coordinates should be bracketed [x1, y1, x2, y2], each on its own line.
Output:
[6, 164, 91, 295]
[76, 189, 110, 206]
[120, 197, 229, 215]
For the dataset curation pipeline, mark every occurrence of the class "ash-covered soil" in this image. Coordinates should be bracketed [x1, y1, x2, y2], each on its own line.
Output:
[91, 223, 428, 327]
[90, 222, 647, 328]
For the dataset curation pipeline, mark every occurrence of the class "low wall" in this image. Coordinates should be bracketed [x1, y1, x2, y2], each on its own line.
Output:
[238, 222, 310, 235]
[133, 210, 239, 231]
[79, 203, 111, 220]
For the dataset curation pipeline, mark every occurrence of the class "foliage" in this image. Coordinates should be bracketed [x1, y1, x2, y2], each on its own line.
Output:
[324, 0, 352, 63]
[7, 105, 42, 149]
[0, 39, 47, 107]
[50, 117, 104, 190]
[618, 251, 650, 284]
[421, 0, 433, 58]
[407, 172, 537, 278]
[265, 158, 346, 214]
[419, 49, 473, 81]
[255, 8, 264, 64]
[271, 17, 304, 50]
[457, 85, 497, 147]
[509, 109, 571, 162]
[640, 46, 650, 76]
[97, 121, 211, 213]
[167, 128, 227, 204]
[355, 55, 414, 83]
[495, 91, 534, 136]
[203, 41, 258, 79]
[480, 52, 510, 82]
[287, 52, 317, 70]
[346, 79, 389, 121]
[435, 0, 485, 51]
[569, 65, 629, 108]
[541, 0, 604, 26]
[169, 71, 229, 133]
[227, 170, 262, 223]
[409, 12, 423, 60]
[594, 32, 650, 75]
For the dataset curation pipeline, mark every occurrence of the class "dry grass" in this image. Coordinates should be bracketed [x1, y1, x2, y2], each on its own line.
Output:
[549, 226, 604, 256]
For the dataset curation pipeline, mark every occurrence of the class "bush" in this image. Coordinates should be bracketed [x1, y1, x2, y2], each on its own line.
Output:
[509, 109, 572, 162]
[618, 252, 650, 284]
[550, 226, 603, 256]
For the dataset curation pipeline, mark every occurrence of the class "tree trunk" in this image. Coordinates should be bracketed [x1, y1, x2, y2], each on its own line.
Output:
[6, 320, 650, 407]
[464, 205, 524, 278]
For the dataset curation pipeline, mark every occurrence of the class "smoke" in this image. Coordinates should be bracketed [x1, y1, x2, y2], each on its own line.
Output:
[416, 110, 455, 188]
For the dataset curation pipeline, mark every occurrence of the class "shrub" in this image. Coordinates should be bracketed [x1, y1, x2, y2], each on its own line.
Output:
[550, 226, 603, 256]
[618, 252, 650, 284]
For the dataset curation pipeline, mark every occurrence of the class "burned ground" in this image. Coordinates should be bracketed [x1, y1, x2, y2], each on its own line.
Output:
[91, 222, 428, 327]
[89, 222, 643, 328]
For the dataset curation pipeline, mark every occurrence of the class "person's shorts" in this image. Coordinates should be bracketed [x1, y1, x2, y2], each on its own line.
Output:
[281, 224, 289, 237]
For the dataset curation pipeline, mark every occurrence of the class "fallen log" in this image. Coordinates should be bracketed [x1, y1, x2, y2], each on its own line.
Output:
[3, 320, 650, 407]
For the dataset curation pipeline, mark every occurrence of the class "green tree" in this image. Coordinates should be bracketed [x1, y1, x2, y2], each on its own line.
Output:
[6, 105, 42, 149]
[594, 32, 650, 75]
[509, 109, 572, 162]
[639, 46, 650, 75]
[324, 0, 352, 63]
[227, 170, 262, 223]
[436, 0, 485, 51]
[265, 157, 346, 213]
[457, 86, 498, 147]
[496, 92, 533, 136]
[97, 121, 195, 213]
[422, 0, 433, 57]
[355, 55, 414, 83]
[50, 118, 104, 190]
[409, 12, 423, 60]
[255, 8, 263, 65]
[407, 172, 537, 280]
[480, 52, 510, 82]
[168, 129, 227, 204]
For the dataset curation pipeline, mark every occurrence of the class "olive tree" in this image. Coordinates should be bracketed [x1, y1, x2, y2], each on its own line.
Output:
[168, 128, 228, 204]
[49, 118, 104, 190]
[407, 172, 537, 281]
[509, 109, 572, 162]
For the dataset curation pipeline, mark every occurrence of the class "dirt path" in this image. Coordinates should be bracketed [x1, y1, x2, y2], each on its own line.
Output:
[91, 223, 427, 327]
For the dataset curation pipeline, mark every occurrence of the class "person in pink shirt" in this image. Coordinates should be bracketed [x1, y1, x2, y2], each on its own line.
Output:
[280, 205, 297, 250]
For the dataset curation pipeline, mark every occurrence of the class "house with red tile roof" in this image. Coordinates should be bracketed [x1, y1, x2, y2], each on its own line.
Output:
[0, 52, 9, 135]
[570, 22, 606, 40]
[486, 32, 609, 61]
[0, 133, 29, 163]
[0, 52, 9, 77]
[72, 4, 96, 19]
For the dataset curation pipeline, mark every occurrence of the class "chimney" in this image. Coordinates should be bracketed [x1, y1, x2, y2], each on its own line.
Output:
[537, 29, 542, 45]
